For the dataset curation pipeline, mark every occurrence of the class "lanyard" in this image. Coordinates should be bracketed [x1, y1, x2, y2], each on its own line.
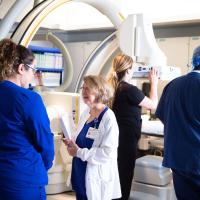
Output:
[93, 106, 108, 129]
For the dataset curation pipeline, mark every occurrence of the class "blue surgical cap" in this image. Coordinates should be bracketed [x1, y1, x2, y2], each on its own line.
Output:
[192, 46, 200, 70]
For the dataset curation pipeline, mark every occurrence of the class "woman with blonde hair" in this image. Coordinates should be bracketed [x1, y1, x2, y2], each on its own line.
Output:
[109, 54, 158, 200]
[63, 75, 121, 200]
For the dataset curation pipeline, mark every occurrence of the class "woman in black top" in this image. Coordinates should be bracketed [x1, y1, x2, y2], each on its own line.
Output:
[109, 54, 158, 200]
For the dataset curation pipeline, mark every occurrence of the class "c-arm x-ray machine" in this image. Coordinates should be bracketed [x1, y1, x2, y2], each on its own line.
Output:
[2, 0, 179, 198]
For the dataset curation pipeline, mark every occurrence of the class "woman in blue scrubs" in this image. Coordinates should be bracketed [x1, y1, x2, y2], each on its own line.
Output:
[0, 39, 54, 200]
[63, 75, 121, 200]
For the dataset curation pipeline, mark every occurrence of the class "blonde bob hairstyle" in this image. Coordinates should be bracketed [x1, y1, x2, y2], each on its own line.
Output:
[83, 75, 112, 104]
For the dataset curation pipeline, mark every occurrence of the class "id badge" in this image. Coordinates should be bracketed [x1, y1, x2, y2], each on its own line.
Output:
[86, 127, 99, 139]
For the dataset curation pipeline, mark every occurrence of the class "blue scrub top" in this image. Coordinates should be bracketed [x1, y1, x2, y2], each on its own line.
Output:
[156, 72, 200, 174]
[71, 107, 108, 196]
[0, 81, 54, 187]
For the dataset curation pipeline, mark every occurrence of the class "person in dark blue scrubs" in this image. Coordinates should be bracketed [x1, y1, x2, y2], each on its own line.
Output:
[156, 46, 200, 200]
[63, 75, 121, 200]
[0, 39, 54, 200]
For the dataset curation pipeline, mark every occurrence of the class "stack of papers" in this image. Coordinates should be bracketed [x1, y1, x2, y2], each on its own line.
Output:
[60, 113, 73, 139]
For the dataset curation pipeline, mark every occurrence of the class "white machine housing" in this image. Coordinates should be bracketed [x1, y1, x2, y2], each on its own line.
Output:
[40, 91, 80, 194]
[134, 155, 172, 186]
[132, 65, 181, 80]
[118, 14, 181, 80]
[119, 14, 166, 66]
[130, 155, 176, 200]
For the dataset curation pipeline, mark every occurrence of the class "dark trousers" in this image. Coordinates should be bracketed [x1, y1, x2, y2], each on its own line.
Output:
[172, 169, 200, 200]
[76, 192, 88, 200]
[114, 140, 138, 200]
[0, 185, 46, 200]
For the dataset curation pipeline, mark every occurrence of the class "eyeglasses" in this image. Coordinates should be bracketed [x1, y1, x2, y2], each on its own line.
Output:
[80, 86, 89, 91]
[80, 86, 94, 94]
[24, 63, 38, 73]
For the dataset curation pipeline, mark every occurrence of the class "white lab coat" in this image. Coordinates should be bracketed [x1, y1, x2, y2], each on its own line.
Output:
[74, 108, 121, 200]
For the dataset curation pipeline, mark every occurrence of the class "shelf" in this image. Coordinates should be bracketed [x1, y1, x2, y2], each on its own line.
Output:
[28, 45, 63, 86]
[36, 68, 64, 73]
[36, 68, 64, 85]
[29, 45, 61, 54]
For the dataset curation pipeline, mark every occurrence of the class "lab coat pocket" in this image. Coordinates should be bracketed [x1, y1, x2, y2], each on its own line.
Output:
[87, 164, 101, 180]
[99, 162, 112, 182]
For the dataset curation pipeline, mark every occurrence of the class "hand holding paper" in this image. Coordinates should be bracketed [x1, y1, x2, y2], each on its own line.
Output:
[60, 113, 74, 140]
[62, 139, 78, 157]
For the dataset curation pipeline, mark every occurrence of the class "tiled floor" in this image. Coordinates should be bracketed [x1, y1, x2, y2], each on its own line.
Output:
[47, 191, 76, 200]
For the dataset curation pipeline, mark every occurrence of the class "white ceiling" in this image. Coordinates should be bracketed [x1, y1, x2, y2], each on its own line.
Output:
[120, 0, 200, 23]
[1, 0, 200, 30]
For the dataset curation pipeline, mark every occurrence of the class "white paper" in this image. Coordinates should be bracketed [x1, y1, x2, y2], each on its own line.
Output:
[60, 113, 73, 139]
